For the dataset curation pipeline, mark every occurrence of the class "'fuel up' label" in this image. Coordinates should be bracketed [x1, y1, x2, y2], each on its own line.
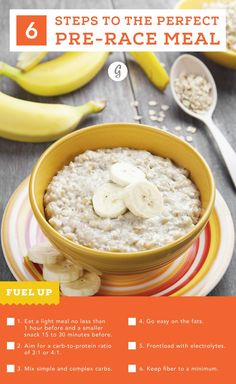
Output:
[0, 282, 59, 305]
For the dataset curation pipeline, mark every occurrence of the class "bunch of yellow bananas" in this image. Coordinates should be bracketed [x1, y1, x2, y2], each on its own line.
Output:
[0, 51, 169, 143]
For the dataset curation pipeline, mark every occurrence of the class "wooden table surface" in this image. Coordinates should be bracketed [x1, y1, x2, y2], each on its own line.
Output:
[0, 0, 235, 295]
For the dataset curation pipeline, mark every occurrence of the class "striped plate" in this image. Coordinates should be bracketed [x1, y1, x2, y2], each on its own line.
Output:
[1, 177, 234, 296]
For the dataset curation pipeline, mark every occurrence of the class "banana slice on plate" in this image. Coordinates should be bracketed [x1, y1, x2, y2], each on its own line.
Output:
[60, 272, 101, 296]
[110, 162, 145, 186]
[43, 258, 83, 283]
[92, 182, 126, 218]
[28, 242, 64, 264]
[124, 180, 164, 219]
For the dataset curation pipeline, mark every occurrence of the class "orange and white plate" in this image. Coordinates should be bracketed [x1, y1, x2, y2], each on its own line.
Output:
[1, 177, 234, 296]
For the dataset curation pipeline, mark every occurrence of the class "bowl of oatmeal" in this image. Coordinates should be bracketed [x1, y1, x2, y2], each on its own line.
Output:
[176, 0, 236, 69]
[29, 123, 215, 274]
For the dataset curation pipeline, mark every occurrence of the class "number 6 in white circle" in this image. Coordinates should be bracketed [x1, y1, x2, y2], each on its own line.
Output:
[26, 22, 38, 39]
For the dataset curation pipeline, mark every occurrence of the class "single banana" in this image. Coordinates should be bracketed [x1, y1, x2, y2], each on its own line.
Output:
[60, 272, 101, 296]
[92, 182, 127, 219]
[43, 258, 83, 283]
[0, 52, 109, 96]
[129, 52, 169, 91]
[0, 91, 106, 142]
[109, 162, 145, 186]
[123, 180, 164, 218]
[16, 52, 48, 72]
[28, 242, 64, 264]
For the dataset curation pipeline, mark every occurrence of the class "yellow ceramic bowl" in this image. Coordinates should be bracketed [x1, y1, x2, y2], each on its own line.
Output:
[29, 123, 215, 274]
[176, 0, 236, 69]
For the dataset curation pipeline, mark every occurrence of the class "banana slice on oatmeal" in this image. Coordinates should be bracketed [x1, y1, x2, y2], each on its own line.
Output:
[109, 162, 145, 186]
[123, 180, 164, 219]
[92, 182, 126, 218]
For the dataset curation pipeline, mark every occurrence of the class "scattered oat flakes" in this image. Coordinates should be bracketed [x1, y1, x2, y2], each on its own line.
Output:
[148, 100, 158, 106]
[179, 135, 185, 140]
[174, 125, 182, 131]
[161, 62, 166, 67]
[133, 115, 143, 121]
[186, 135, 193, 142]
[149, 109, 156, 115]
[156, 116, 164, 122]
[161, 125, 167, 130]
[186, 126, 197, 134]
[150, 116, 158, 121]
[161, 104, 169, 111]
[159, 111, 165, 118]
[131, 100, 139, 107]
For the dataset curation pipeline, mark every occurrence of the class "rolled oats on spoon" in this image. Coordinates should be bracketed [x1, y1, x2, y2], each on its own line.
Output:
[174, 72, 212, 114]
[171, 54, 236, 188]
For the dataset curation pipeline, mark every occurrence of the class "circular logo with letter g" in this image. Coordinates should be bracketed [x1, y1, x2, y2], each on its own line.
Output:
[108, 61, 128, 81]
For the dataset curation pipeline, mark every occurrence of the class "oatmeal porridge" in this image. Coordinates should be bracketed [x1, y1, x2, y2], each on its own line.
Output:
[44, 148, 201, 252]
